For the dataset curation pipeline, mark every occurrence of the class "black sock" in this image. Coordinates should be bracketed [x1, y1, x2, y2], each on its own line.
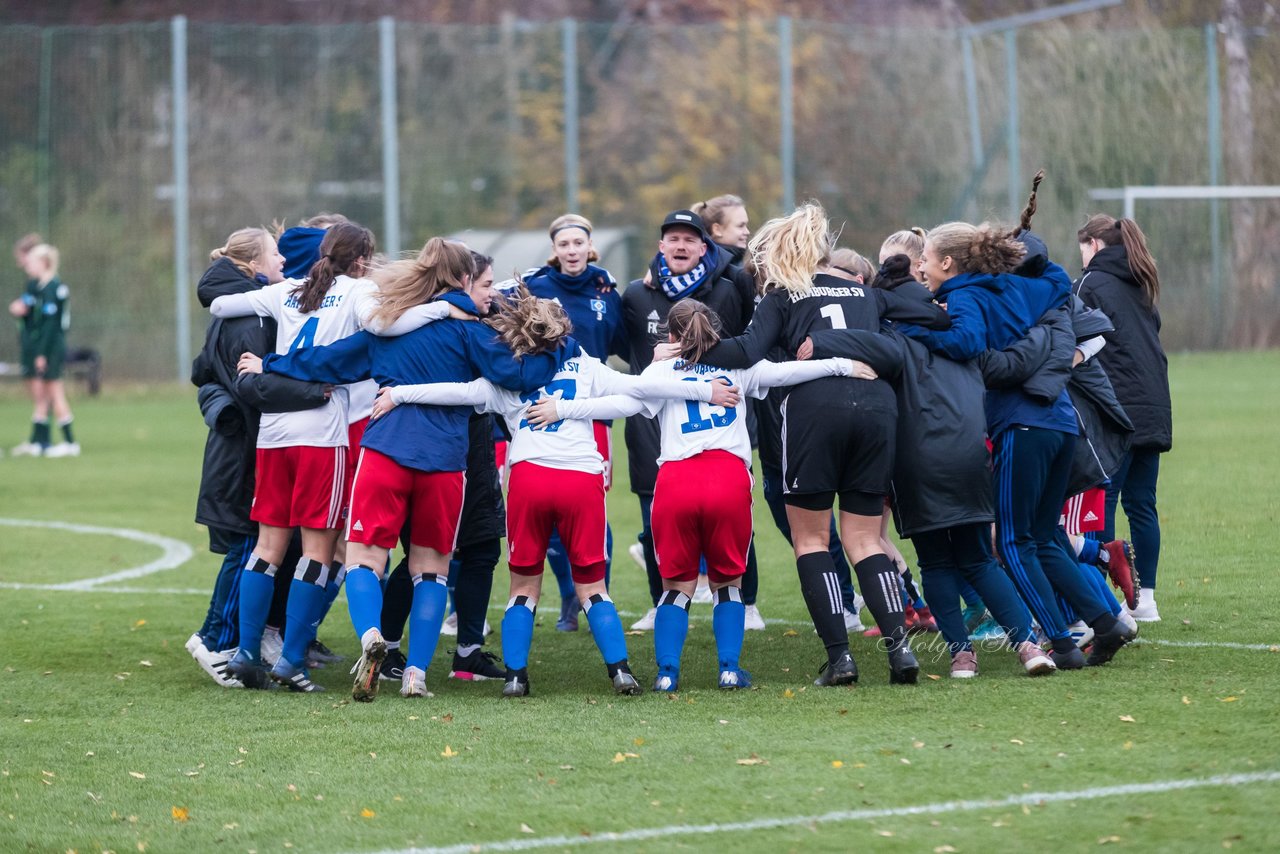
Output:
[795, 552, 849, 661]
[453, 538, 499, 647]
[606, 659, 631, 679]
[59, 418, 74, 444]
[381, 559, 414, 644]
[1091, 612, 1119, 635]
[854, 554, 908, 650]
[32, 420, 50, 447]
[1051, 636, 1077, 655]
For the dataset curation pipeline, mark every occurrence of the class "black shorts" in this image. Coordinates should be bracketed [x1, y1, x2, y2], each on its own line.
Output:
[20, 340, 65, 380]
[780, 377, 895, 514]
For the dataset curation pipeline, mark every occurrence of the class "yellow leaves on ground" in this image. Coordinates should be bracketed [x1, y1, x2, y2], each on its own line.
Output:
[128, 771, 145, 779]
[1119, 715, 1136, 722]
[831, 760, 843, 768]
[736, 754, 767, 766]
[612, 752, 640, 763]
[782, 629, 798, 637]
[782, 688, 795, 699]
[441, 745, 458, 758]
[360, 808, 376, 819]
[520, 823, 535, 834]
[170, 806, 189, 822]
[1220, 696, 1239, 703]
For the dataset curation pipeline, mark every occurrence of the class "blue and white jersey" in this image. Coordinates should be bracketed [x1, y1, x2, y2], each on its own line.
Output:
[239, 274, 374, 448]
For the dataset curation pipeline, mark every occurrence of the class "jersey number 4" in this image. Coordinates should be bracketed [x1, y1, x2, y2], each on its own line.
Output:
[288, 317, 319, 353]
[679, 376, 736, 435]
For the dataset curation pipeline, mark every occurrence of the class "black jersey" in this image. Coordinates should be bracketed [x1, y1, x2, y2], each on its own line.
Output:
[702, 273, 949, 367]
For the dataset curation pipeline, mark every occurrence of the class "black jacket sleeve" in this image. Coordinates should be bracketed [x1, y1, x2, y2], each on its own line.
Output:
[700, 291, 785, 368]
[233, 372, 331, 414]
[727, 265, 758, 333]
[808, 328, 906, 380]
[978, 326, 1052, 389]
[875, 288, 952, 330]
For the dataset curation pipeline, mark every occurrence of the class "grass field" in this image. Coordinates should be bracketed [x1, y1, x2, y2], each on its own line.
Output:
[1, 351, 1279, 854]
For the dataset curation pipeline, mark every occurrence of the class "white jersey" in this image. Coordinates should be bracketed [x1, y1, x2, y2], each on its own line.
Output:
[346, 379, 378, 424]
[555, 357, 855, 467]
[389, 352, 716, 474]
[246, 275, 374, 448]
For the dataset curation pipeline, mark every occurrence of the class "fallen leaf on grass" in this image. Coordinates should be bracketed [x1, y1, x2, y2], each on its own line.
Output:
[171, 806, 189, 822]
[441, 746, 458, 758]
[926, 674, 941, 681]
[782, 688, 795, 699]
[361, 809, 376, 819]
[133, 620, 147, 629]
[1010, 739, 1024, 746]
[1220, 697, 1238, 703]
[831, 760, 843, 768]
[1098, 835, 1120, 844]
[1119, 715, 1135, 723]
[633, 737, 645, 747]
[520, 823, 535, 834]
[128, 772, 146, 780]
[139, 661, 152, 668]
[1182, 696, 1191, 705]
[876, 830, 895, 837]
[223, 823, 239, 830]
[625, 631, 644, 636]
[782, 629, 798, 637]
[935, 846, 958, 853]
[736, 754, 767, 766]
[559, 765, 574, 771]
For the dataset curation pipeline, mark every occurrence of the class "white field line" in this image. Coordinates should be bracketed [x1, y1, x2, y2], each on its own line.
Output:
[359, 770, 1280, 854]
[0, 517, 194, 591]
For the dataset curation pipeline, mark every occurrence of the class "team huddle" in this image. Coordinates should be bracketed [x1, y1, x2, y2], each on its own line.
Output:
[185, 182, 1172, 701]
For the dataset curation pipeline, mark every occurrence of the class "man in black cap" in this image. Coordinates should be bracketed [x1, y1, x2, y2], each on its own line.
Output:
[619, 210, 756, 630]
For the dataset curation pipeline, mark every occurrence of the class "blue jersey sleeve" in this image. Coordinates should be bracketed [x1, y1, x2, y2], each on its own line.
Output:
[461, 324, 563, 393]
[262, 331, 374, 384]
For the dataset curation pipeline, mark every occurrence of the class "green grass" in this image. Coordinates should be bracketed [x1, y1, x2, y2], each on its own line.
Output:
[1, 352, 1279, 853]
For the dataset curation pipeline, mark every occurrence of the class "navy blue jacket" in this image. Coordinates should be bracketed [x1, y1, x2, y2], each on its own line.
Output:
[521, 264, 626, 361]
[899, 261, 1077, 438]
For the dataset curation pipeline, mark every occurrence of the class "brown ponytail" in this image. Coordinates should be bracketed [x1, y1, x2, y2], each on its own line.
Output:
[661, 299, 723, 368]
[487, 284, 573, 357]
[293, 222, 375, 313]
[927, 222, 1025, 276]
[1010, 169, 1044, 237]
[1077, 214, 1160, 307]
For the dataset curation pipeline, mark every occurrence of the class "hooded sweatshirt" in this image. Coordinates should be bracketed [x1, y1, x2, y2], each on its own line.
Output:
[898, 259, 1076, 438]
[522, 263, 626, 360]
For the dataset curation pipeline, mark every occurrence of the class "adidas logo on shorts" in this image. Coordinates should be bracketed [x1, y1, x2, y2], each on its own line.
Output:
[1083, 511, 1099, 522]
[353, 520, 364, 532]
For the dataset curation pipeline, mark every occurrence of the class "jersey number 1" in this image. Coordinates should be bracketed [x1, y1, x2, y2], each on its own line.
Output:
[820, 304, 848, 330]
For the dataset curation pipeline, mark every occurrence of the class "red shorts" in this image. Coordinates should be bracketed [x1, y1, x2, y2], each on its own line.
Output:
[1061, 487, 1106, 535]
[494, 440, 509, 488]
[651, 450, 753, 583]
[506, 462, 607, 583]
[343, 416, 371, 519]
[252, 445, 347, 530]
[593, 421, 613, 491]
[345, 447, 465, 552]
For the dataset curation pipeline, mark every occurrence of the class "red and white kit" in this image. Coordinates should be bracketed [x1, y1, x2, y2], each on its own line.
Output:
[553, 356, 857, 581]
[388, 350, 716, 582]
[344, 447, 465, 552]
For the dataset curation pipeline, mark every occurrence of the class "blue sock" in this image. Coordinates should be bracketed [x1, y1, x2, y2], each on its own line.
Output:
[344, 566, 383, 640]
[281, 560, 328, 668]
[712, 587, 746, 671]
[546, 530, 577, 600]
[1078, 538, 1101, 567]
[407, 574, 449, 671]
[237, 555, 277, 661]
[315, 560, 344, 626]
[654, 591, 691, 673]
[604, 523, 613, 589]
[502, 596, 537, 671]
[583, 593, 628, 666]
[1080, 561, 1122, 616]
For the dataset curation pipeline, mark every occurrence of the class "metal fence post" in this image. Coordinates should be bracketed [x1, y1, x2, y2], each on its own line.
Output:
[962, 33, 982, 168]
[379, 16, 401, 257]
[1206, 23, 1223, 348]
[37, 28, 52, 238]
[1005, 29, 1019, 219]
[171, 15, 190, 383]
[563, 18, 580, 213]
[779, 15, 795, 212]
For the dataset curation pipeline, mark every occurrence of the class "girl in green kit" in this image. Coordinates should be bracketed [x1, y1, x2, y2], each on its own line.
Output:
[9, 242, 77, 457]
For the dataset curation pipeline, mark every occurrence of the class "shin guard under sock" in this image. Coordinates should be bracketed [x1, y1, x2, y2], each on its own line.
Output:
[237, 556, 277, 661]
[280, 558, 329, 667]
[344, 566, 384, 641]
[406, 574, 449, 671]
[795, 552, 849, 660]
[712, 586, 745, 671]
[502, 596, 537, 671]
[583, 593, 628, 667]
[854, 553, 908, 650]
[654, 591, 691, 673]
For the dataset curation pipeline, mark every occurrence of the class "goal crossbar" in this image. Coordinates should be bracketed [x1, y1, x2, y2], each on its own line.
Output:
[1088, 185, 1280, 219]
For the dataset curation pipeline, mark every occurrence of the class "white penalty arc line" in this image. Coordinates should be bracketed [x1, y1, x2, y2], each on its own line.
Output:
[363, 770, 1280, 854]
[0, 517, 194, 591]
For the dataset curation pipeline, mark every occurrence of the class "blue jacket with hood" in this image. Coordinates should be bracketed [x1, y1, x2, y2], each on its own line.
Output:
[898, 239, 1077, 438]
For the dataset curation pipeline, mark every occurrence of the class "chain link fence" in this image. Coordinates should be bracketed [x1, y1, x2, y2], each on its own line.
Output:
[1, 17, 1276, 381]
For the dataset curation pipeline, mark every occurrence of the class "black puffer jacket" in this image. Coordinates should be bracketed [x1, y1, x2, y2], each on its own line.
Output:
[191, 258, 330, 551]
[457, 412, 505, 546]
[1075, 244, 1171, 452]
[619, 249, 755, 495]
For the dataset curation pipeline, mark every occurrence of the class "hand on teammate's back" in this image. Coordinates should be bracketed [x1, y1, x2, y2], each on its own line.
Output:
[708, 378, 741, 408]
[371, 386, 397, 419]
[525, 396, 559, 428]
[652, 342, 680, 361]
[237, 352, 263, 374]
